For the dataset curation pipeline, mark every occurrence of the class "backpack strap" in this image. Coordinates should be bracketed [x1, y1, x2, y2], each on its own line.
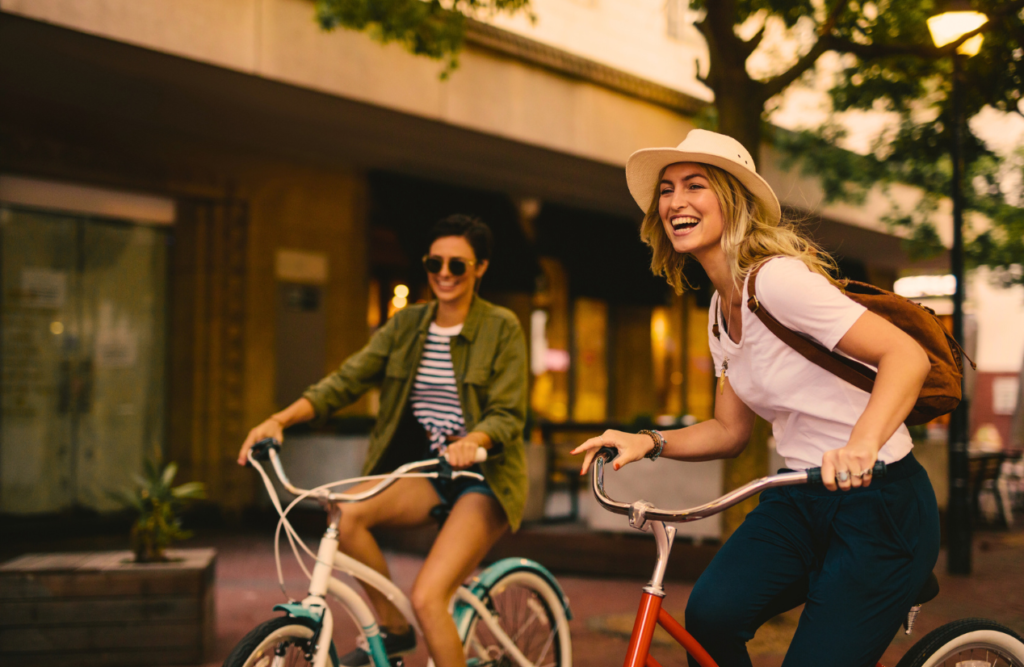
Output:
[746, 261, 876, 394]
[711, 291, 721, 339]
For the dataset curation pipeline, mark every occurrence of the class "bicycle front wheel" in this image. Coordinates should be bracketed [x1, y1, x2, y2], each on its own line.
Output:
[223, 616, 340, 667]
[463, 570, 572, 667]
[895, 618, 1024, 667]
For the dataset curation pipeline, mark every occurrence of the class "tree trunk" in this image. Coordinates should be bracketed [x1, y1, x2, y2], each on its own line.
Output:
[711, 84, 765, 163]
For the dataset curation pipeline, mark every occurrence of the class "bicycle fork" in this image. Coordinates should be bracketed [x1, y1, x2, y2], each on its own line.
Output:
[624, 518, 718, 667]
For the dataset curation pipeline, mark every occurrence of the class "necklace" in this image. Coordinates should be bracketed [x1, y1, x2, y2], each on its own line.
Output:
[718, 287, 735, 395]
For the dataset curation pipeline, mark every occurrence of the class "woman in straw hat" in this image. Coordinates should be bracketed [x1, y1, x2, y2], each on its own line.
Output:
[573, 130, 940, 666]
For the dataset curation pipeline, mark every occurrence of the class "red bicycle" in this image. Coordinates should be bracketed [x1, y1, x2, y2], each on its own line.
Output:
[589, 447, 1024, 667]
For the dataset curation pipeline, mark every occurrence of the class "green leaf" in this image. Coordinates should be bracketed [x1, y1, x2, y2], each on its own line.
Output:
[161, 462, 178, 487]
[171, 482, 207, 500]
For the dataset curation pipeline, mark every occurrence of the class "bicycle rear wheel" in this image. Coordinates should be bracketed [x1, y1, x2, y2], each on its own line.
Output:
[895, 618, 1024, 667]
[462, 570, 571, 667]
[223, 616, 340, 667]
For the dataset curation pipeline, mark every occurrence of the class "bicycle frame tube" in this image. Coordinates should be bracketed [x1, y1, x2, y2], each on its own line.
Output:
[624, 593, 719, 667]
[333, 550, 422, 637]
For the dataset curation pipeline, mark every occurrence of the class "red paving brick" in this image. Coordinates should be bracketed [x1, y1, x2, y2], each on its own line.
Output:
[195, 528, 1024, 667]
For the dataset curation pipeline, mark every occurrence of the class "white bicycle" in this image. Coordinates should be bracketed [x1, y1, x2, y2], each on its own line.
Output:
[223, 439, 573, 667]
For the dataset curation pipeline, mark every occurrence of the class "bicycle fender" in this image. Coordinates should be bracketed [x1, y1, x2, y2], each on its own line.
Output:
[464, 557, 573, 620]
[273, 602, 325, 621]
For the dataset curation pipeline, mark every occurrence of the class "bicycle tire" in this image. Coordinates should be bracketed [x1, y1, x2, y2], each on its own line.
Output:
[895, 618, 1024, 667]
[462, 570, 572, 667]
[223, 616, 340, 667]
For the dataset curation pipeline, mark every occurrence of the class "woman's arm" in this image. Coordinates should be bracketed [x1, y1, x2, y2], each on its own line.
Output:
[572, 378, 757, 474]
[236, 398, 316, 465]
[235, 314, 403, 466]
[823, 310, 930, 491]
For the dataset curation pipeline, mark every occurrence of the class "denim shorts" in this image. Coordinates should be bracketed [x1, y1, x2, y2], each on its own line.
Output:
[429, 465, 495, 504]
[428, 465, 496, 525]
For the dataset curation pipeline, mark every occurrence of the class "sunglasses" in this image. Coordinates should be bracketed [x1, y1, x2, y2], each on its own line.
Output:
[422, 255, 476, 277]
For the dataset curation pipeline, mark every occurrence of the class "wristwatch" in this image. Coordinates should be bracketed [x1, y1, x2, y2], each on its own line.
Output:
[639, 429, 666, 461]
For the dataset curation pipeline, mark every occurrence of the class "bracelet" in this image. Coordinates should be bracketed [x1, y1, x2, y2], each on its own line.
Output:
[638, 429, 666, 461]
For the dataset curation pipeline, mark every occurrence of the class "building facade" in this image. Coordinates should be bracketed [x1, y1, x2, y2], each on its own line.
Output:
[0, 0, 941, 516]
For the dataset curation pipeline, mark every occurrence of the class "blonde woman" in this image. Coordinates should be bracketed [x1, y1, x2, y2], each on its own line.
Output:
[573, 130, 940, 667]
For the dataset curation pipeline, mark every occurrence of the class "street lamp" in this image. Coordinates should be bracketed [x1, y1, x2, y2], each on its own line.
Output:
[927, 0, 987, 576]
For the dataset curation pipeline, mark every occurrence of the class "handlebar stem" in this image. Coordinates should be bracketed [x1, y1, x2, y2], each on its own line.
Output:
[643, 521, 676, 598]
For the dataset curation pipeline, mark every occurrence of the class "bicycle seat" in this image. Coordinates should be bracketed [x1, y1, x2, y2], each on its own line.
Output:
[915, 571, 940, 606]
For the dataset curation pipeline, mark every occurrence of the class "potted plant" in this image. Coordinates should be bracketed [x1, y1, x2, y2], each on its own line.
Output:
[1, 458, 215, 665]
[111, 456, 206, 563]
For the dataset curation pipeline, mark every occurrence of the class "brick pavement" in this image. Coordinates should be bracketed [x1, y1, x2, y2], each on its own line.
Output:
[198, 527, 1024, 667]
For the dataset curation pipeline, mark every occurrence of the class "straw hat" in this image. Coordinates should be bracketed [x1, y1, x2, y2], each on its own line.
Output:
[625, 129, 781, 224]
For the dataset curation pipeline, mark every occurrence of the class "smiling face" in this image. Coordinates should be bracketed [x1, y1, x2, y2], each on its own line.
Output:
[657, 162, 726, 260]
[425, 235, 488, 305]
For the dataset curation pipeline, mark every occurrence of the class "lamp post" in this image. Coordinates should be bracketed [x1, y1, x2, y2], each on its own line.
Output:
[927, 2, 987, 576]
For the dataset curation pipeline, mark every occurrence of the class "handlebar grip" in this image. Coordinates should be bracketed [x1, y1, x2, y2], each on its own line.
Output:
[597, 446, 618, 463]
[805, 460, 887, 485]
[249, 438, 281, 464]
[443, 447, 489, 464]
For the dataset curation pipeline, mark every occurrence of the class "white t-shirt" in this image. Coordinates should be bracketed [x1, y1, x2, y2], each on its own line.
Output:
[708, 257, 913, 470]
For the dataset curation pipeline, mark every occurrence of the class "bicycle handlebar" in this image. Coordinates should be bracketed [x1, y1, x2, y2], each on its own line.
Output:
[591, 446, 886, 525]
[248, 438, 487, 504]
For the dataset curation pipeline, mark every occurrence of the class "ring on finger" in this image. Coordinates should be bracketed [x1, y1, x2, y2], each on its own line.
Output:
[857, 468, 872, 478]
[836, 470, 851, 483]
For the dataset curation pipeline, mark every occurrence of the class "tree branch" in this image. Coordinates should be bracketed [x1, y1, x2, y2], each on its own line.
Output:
[739, 23, 766, 59]
[825, 0, 1024, 62]
[758, 38, 832, 101]
[757, 0, 845, 103]
[760, 0, 1024, 101]
[695, 57, 709, 87]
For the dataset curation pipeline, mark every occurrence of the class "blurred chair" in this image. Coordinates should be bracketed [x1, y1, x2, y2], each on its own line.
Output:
[538, 420, 627, 523]
[969, 450, 1020, 528]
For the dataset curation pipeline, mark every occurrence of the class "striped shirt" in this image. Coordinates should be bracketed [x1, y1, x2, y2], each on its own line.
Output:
[410, 322, 467, 454]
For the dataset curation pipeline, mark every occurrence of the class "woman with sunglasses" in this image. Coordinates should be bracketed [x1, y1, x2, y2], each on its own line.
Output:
[237, 215, 528, 667]
[573, 130, 940, 667]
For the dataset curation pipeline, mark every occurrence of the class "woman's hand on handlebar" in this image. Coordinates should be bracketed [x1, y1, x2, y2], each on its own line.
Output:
[446, 434, 489, 469]
[820, 437, 880, 492]
[572, 430, 654, 475]
[238, 418, 285, 466]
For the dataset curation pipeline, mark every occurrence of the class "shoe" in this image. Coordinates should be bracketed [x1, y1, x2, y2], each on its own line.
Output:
[338, 627, 416, 667]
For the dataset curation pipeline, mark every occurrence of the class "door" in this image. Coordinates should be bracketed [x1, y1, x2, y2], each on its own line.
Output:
[0, 205, 168, 513]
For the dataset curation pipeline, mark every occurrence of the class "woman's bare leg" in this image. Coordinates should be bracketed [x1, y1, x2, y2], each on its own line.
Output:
[410, 493, 509, 667]
[335, 477, 440, 632]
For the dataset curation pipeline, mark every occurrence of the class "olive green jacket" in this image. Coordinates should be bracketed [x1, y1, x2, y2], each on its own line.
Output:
[302, 297, 529, 530]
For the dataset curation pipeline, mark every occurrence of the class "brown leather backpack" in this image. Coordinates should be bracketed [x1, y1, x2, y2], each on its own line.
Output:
[743, 261, 974, 426]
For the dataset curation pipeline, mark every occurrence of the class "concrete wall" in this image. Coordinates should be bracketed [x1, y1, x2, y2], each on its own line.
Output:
[1, 0, 694, 170]
[243, 167, 369, 425]
[1, 0, 945, 269]
[489, 0, 710, 101]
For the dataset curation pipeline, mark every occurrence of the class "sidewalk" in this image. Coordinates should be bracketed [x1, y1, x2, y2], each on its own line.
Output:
[198, 527, 1024, 667]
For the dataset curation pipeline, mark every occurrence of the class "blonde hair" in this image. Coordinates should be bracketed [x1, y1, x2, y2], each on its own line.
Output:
[639, 163, 836, 294]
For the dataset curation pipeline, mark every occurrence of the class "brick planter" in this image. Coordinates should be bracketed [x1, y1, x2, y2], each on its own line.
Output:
[0, 548, 216, 666]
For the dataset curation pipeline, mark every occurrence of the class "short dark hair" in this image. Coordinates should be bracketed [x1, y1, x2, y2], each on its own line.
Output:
[427, 214, 493, 262]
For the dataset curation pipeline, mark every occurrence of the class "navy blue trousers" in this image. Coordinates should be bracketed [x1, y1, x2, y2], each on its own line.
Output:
[685, 453, 940, 667]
